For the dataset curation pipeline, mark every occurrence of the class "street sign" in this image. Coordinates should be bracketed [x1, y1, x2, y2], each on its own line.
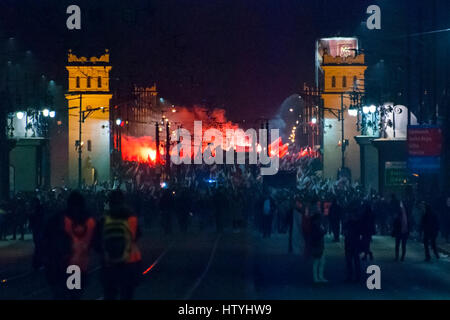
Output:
[385, 161, 409, 186]
[407, 125, 442, 172]
[407, 125, 442, 156]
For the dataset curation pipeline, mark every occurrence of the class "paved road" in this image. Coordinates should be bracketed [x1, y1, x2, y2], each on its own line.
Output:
[1, 229, 449, 300]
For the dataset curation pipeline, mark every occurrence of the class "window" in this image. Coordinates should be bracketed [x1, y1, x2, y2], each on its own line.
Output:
[87, 76, 91, 88]
[87, 140, 92, 152]
[353, 76, 358, 88]
[97, 76, 102, 88]
[76, 76, 80, 88]
[342, 76, 347, 88]
[331, 76, 336, 88]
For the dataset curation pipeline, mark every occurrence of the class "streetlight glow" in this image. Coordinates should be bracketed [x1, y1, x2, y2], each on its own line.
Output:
[348, 108, 358, 117]
[369, 105, 377, 113]
[116, 118, 122, 126]
[42, 109, 49, 117]
[362, 106, 370, 114]
[16, 111, 24, 120]
[49, 111, 56, 118]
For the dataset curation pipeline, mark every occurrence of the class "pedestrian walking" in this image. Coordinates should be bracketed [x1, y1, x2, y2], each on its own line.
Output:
[328, 198, 342, 242]
[391, 194, 410, 262]
[360, 200, 375, 261]
[307, 198, 327, 284]
[42, 191, 96, 300]
[344, 206, 362, 283]
[96, 190, 142, 300]
[420, 202, 440, 261]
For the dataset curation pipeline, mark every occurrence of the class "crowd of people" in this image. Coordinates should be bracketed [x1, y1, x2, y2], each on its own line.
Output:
[0, 158, 450, 297]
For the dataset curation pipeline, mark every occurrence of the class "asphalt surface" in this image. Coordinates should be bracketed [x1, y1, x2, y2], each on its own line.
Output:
[1, 229, 450, 300]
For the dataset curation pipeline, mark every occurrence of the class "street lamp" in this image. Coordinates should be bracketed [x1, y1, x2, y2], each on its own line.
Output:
[362, 106, 370, 114]
[348, 108, 358, 117]
[16, 111, 24, 120]
[311, 117, 317, 124]
[369, 105, 377, 113]
[116, 118, 122, 126]
[42, 109, 49, 117]
[49, 111, 56, 118]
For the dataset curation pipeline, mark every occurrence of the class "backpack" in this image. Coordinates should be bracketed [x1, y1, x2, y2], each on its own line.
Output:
[102, 216, 132, 264]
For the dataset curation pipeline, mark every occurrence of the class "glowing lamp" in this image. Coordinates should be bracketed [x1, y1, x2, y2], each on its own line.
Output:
[42, 109, 49, 117]
[348, 108, 358, 117]
[311, 117, 317, 124]
[116, 119, 122, 126]
[49, 111, 55, 118]
[362, 106, 370, 114]
[16, 112, 24, 120]
[369, 105, 377, 113]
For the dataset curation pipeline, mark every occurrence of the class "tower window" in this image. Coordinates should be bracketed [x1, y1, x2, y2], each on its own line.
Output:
[331, 76, 336, 88]
[353, 76, 358, 88]
[87, 76, 91, 88]
[87, 140, 92, 152]
[76, 77, 80, 88]
[98, 76, 102, 88]
[342, 76, 347, 88]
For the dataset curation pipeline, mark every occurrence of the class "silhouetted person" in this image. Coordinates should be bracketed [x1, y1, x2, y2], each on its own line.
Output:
[420, 202, 440, 261]
[328, 198, 342, 242]
[391, 194, 409, 261]
[42, 191, 95, 300]
[360, 200, 375, 261]
[95, 190, 142, 300]
[308, 198, 327, 283]
[29, 197, 45, 270]
[344, 201, 362, 282]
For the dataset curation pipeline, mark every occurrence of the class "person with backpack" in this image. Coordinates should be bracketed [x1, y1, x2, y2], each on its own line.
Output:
[95, 190, 142, 300]
[42, 191, 96, 300]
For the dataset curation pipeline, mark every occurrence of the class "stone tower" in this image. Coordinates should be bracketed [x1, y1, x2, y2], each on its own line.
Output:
[65, 50, 112, 187]
[319, 41, 367, 181]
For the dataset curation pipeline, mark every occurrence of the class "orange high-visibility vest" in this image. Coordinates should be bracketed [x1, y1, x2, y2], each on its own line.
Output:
[126, 216, 142, 263]
[64, 216, 96, 272]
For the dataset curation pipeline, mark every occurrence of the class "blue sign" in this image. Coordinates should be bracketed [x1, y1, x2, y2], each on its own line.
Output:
[407, 156, 440, 172]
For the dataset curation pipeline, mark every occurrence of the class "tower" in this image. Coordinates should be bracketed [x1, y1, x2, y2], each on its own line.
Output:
[65, 50, 112, 187]
[318, 38, 367, 181]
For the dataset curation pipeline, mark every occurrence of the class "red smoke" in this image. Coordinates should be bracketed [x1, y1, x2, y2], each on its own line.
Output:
[120, 106, 289, 164]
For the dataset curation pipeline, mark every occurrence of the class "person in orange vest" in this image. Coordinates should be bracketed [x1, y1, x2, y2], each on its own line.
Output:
[42, 191, 96, 299]
[94, 189, 142, 300]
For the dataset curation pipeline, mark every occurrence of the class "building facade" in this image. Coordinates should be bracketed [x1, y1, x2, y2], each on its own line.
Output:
[65, 50, 112, 187]
[317, 38, 367, 181]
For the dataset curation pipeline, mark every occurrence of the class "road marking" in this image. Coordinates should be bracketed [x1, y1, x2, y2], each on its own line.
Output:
[143, 241, 174, 275]
[96, 241, 175, 300]
[183, 234, 221, 300]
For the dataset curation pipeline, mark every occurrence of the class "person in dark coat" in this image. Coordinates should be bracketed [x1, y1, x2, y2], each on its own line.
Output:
[391, 194, 410, 261]
[360, 200, 376, 261]
[344, 210, 362, 282]
[307, 198, 327, 283]
[328, 198, 342, 242]
[29, 197, 45, 270]
[420, 202, 440, 261]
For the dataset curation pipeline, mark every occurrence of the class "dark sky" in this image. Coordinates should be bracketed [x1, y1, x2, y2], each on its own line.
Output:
[0, 0, 438, 122]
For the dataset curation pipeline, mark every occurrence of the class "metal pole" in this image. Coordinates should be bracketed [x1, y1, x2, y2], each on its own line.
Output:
[341, 93, 345, 169]
[155, 122, 160, 163]
[78, 94, 82, 189]
[165, 120, 170, 174]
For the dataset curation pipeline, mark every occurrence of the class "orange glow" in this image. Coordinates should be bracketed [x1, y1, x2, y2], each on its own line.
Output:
[121, 135, 159, 163]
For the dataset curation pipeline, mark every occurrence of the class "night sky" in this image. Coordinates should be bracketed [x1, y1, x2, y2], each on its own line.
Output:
[0, 0, 445, 122]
